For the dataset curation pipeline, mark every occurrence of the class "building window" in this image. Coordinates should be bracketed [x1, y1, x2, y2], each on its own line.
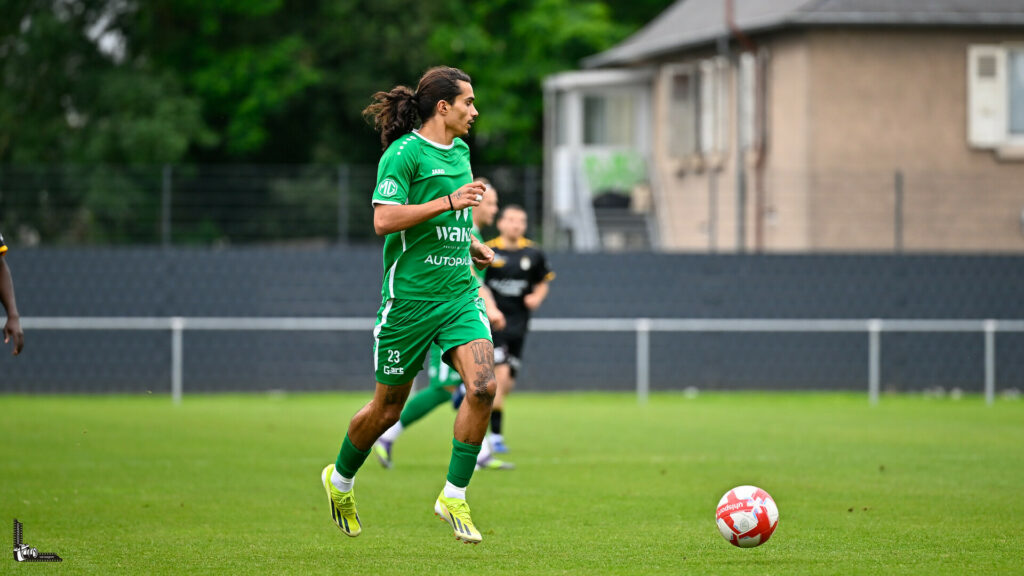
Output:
[699, 57, 728, 155]
[666, 66, 697, 157]
[665, 58, 728, 159]
[968, 44, 1024, 150]
[583, 93, 634, 146]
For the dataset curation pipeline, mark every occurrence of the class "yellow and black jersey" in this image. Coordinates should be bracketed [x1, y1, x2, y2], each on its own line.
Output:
[0, 231, 7, 255]
[484, 236, 554, 336]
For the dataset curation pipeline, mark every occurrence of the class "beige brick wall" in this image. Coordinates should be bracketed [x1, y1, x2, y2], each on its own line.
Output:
[650, 27, 1024, 253]
[805, 28, 1024, 252]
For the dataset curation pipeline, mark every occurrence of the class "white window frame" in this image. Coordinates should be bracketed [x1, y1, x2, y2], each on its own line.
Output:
[699, 57, 729, 156]
[739, 51, 757, 151]
[1005, 46, 1024, 145]
[968, 43, 1024, 154]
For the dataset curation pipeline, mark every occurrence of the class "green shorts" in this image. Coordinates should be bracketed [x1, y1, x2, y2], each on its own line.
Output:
[373, 292, 492, 385]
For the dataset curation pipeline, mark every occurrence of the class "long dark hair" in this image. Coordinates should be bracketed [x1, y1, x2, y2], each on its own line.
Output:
[362, 66, 472, 150]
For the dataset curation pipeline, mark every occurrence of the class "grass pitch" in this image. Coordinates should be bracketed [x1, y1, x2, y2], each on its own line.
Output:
[1, 391, 1022, 575]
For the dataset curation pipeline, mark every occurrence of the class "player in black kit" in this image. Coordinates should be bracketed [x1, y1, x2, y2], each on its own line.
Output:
[483, 204, 553, 453]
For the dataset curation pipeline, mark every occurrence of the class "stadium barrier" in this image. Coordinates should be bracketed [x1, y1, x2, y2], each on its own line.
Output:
[19, 316, 1024, 405]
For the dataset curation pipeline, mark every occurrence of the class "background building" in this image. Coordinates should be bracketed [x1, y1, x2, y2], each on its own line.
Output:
[545, 0, 1024, 253]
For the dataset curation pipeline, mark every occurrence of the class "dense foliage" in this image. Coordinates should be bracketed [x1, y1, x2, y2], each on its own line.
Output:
[1, 0, 672, 166]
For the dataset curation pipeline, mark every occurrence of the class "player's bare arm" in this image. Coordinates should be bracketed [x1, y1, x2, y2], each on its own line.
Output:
[0, 255, 24, 356]
[524, 280, 549, 311]
[373, 181, 486, 236]
[470, 236, 494, 268]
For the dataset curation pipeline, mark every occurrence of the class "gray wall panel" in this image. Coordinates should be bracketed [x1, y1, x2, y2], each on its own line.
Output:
[1, 248, 1022, 393]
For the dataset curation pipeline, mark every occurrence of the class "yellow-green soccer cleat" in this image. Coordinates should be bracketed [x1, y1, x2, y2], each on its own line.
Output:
[434, 491, 483, 544]
[475, 455, 515, 471]
[321, 464, 362, 537]
[371, 439, 393, 469]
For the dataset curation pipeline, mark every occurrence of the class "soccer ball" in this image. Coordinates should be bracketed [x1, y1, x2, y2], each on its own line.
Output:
[715, 485, 779, 548]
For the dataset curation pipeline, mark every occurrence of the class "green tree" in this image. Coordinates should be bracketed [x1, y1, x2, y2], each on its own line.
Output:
[0, 0, 213, 164]
[136, 0, 320, 161]
[285, 0, 456, 164]
[0, 1, 213, 243]
[427, 0, 637, 165]
[0, 0, 673, 244]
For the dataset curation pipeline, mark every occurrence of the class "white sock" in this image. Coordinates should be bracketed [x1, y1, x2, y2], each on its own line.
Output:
[490, 433, 504, 444]
[476, 437, 492, 464]
[379, 421, 404, 443]
[331, 468, 354, 492]
[443, 481, 467, 500]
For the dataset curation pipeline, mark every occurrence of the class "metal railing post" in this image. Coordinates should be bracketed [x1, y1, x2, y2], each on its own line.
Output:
[337, 165, 350, 245]
[524, 165, 539, 242]
[709, 170, 718, 253]
[984, 319, 996, 406]
[161, 164, 172, 247]
[868, 319, 882, 405]
[894, 170, 903, 252]
[171, 317, 185, 405]
[636, 318, 651, 405]
[18, 316, 1022, 403]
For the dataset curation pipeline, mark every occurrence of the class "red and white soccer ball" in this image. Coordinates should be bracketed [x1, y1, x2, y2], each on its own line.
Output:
[715, 485, 779, 548]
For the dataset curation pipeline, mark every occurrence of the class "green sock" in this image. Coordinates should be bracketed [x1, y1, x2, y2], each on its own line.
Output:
[446, 438, 482, 488]
[334, 433, 370, 480]
[399, 386, 453, 427]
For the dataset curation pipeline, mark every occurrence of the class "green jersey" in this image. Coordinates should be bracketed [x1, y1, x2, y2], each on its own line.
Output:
[470, 226, 485, 286]
[371, 130, 478, 301]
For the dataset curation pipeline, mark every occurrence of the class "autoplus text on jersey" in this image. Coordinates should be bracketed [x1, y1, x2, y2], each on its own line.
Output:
[423, 255, 474, 267]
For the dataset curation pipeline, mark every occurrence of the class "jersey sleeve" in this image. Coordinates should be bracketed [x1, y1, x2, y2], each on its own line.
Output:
[0, 231, 7, 255]
[371, 145, 416, 206]
[532, 249, 554, 286]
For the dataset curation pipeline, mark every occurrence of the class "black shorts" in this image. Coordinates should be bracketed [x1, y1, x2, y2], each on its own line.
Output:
[492, 331, 524, 378]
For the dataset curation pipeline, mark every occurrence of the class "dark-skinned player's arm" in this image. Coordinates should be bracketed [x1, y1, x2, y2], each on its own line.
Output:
[373, 181, 486, 236]
[524, 256, 554, 311]
[524, 281, 549, 311]
[0, 253, 24, 355]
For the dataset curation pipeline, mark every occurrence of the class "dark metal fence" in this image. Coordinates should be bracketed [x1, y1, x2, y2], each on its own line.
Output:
[0, 164, 543, 247]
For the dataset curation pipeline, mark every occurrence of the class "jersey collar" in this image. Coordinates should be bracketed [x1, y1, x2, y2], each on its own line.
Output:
[412, 129, 456, 150]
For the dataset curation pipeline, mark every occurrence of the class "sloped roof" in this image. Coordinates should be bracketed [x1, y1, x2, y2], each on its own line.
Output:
[584, 0, 1024, 68]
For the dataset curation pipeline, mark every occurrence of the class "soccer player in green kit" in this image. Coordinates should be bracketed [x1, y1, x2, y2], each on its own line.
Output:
[371, 178, 514, 471]
[321, 67, 497, 544]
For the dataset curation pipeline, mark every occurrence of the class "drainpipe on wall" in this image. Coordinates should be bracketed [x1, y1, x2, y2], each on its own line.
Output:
[726, 0, 755, 253]
[753, 50, 768, 253]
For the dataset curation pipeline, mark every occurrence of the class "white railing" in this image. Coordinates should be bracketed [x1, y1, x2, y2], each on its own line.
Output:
[19, 317, 1024, 405]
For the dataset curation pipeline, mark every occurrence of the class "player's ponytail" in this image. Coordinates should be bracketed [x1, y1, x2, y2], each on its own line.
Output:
[363, 66, 472, 150]
[362, 85, 419, 150]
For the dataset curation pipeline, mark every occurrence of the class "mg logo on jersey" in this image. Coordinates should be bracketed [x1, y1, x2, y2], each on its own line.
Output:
[376, 178, 399, 198]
